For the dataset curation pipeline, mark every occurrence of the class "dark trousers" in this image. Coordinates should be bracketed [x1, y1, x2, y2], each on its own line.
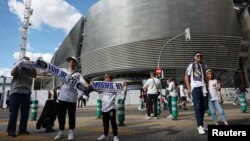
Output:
[146, 94, 158, 117]
[192, 87, 205, 127]
[57, 100, 76, 130]
[102, 109, 118, 136]
[7, 93, 31, 134]
[168, 96, 172, 114]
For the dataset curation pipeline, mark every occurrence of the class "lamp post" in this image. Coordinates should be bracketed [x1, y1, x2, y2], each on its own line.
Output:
[157, 28, 191, 69]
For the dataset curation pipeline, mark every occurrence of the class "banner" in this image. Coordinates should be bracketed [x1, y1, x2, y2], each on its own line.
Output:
[36, 59, 86, 92]
[91, 81, 124, 93]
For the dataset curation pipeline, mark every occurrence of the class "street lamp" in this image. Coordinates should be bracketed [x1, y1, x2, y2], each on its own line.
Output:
[157, 28, 191, 69]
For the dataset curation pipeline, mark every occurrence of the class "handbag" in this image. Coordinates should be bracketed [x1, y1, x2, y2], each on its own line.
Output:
[152, 78, 161, 96]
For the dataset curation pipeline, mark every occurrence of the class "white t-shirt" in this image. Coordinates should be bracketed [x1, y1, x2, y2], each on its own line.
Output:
[58, 68, 86, 103]
[143, 78, 162, 94]
[185, 63, 206, 90]
[178, 84, 185, 97]
[167, 81, 178, 97]
[208, 79, 219, 101]
[100, 87, 126, 112]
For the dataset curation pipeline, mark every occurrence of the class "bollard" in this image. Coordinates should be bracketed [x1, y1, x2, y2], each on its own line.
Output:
[96, 99, 102, 119]
[157, 98, 161, 116]
[117, 99, 125, 126]
[239, 93, 247, 113]
[206, 109, 211, 117]
[171, 97, 178, 120]
[30, 100, 38, 121]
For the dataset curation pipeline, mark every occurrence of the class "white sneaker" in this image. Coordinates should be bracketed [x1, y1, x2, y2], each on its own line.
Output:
[113, 136, 119, 141]
[150, 113, 154, 117]
[167, 114, 173, 119]
[54, 130, 64, 141]
[68, 130, 74, 141]
[97, 135, 108, 140]
[232, 102, 237, 106]
[154, 116, 159, 119]
[145, 116, 151, 120]
[197, 126, 205, 134]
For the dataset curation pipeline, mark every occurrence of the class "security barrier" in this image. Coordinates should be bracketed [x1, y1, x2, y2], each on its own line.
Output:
[157, 98, 161, 116]
[30, 100, 38, 121]
[171, 97, 178, 120]
[239, 93, 247, 113]
[96, 99, 102, 119]
[117, 99, 125, 126]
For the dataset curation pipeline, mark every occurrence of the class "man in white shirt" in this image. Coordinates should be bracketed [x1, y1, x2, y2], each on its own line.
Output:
[143, 72, 162, 119]
[185, 52, 207, 135]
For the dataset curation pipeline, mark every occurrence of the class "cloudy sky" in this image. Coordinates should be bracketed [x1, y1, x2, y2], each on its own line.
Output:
[0, 0, 97, 77]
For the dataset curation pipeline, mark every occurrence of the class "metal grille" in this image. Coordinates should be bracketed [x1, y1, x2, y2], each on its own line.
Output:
[81, 36, 241, 77]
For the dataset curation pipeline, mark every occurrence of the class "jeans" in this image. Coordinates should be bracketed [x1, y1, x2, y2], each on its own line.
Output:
[208, 100, 227, 123]
[7, 93, 31, 134]
[102, 109, 117, 136]
[192, 87, 205, 127]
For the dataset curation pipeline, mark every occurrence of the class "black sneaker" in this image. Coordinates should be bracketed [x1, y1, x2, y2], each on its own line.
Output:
[18, 131, 30, 135]
[8, 133, 16, 137]
[44, 128, 55, 133]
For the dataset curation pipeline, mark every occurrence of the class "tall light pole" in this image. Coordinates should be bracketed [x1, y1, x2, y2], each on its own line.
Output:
[19, 0, 33, 59]
[157, 28, 191, 69]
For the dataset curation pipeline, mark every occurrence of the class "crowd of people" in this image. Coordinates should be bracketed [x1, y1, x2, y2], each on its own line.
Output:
[5, 52, 249, 140]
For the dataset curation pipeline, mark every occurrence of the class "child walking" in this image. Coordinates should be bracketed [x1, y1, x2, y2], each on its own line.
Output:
[206, 69, 229, 125]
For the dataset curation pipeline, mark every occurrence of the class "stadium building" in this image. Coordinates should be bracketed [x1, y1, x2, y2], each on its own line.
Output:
[50, 0, 250, 89]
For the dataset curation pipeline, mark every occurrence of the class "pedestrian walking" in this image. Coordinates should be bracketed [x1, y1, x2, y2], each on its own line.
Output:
[7, 56, 37, 137]
[54, 56, 88, 141]
[5, 90, 10, 109]
[138, 88, 147, 111]
[185, 51, 207, 134]
[206, 69, 229, 125]
[178, 81, 188, 110]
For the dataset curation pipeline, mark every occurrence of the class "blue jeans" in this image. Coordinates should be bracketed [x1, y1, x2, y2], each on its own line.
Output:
[208, 100, 227, 123]
[7, 93, 31, 134]
[192, 87, 205, 127]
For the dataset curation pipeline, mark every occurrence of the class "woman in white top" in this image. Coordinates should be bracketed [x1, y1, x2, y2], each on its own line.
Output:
[166, 77, 178, 119]
[54, 57, 87, 141]
[206, 69, 228, 125]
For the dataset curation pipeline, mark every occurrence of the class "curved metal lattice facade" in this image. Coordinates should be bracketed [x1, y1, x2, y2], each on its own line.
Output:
[81, 0, 242, 77]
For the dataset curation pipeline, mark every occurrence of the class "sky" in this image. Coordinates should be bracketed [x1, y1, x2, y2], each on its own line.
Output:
[0, 0, 97, 77]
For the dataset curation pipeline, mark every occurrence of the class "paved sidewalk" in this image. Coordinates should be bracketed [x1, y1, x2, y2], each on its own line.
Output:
[0, 103, 249, 141]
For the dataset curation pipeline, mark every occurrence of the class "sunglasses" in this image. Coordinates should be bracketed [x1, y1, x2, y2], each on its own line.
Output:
[196, 54, 202, 58]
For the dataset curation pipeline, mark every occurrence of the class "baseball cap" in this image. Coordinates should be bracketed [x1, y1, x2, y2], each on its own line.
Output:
[66, 56, 78, 64]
